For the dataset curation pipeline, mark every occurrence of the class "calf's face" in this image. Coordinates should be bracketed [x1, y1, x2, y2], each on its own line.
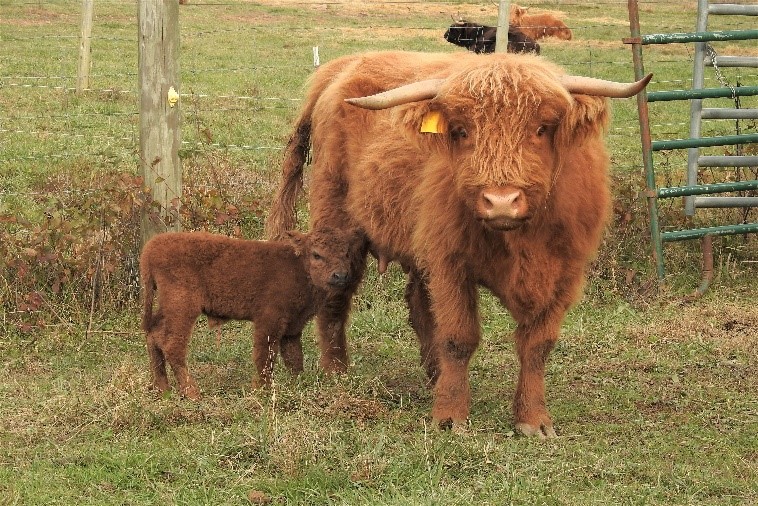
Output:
[285, 228, 365, 291]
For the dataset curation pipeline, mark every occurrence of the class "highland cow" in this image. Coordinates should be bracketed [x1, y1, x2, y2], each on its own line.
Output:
[513, 11, 573, 41]
[266, 50, 650, 437]
[140, 227, 365, 399]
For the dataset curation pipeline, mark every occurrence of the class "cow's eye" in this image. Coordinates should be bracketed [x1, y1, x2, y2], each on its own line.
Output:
[312, 252, 323, 261]
[536, 125, 547, 137]
[451, 125, 468, 141]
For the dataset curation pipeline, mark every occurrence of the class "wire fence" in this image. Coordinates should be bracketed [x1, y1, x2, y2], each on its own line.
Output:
[0, 1, 755, 172]
[1, 0, 755, 199]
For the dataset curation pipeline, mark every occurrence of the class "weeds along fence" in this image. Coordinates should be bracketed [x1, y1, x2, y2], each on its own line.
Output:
[1, 0, 756, 333]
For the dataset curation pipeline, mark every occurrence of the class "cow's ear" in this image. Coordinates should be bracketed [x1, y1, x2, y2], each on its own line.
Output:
[395, 104, 450, 150]
[419, 110, 448, 134]
[557, 94, 609, 147]
[283, 230, 308, 257]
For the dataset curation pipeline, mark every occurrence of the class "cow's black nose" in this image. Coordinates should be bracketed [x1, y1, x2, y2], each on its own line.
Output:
[329, 272, 349, 286]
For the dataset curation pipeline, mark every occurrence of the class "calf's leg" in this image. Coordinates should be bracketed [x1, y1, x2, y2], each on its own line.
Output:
[146, 317, 170, 394]
[315, 257, 366, 373]
[280, 332, 304, 374]
[159, 315, 201, 400]
[498, 254, 583, 439]
[152, 289, 202, 400]
[252, 323, 283, 388]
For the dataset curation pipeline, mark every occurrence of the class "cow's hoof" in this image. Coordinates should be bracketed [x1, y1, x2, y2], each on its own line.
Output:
[515, 422, 557, 439]
[433, 417, 470, 434]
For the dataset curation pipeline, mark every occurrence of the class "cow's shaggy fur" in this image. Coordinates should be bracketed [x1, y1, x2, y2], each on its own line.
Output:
[140, 228, 365, 398]
[265, 51, 621, 437]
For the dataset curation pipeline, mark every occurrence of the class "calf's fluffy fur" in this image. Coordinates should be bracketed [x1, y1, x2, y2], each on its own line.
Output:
[140, 227, 364, 399]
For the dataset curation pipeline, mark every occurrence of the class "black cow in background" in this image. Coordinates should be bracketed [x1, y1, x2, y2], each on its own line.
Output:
[444, 20, 540, 55]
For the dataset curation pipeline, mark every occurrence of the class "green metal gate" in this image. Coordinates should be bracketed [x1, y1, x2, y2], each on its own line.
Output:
[625, 0, 758, 293]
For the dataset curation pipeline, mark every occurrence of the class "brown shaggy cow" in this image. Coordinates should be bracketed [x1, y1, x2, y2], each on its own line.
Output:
[265, 51, 650, 437]
[512, 11, 573, 41]
[140, 227, 365, 399]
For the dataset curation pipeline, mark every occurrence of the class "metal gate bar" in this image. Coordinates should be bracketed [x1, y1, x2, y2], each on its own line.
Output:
[626, 0, 757, 285]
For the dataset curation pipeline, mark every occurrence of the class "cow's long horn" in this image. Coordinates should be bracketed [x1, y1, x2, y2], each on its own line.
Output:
[345, 79, 444, 110]
[560, 73, 652, 98]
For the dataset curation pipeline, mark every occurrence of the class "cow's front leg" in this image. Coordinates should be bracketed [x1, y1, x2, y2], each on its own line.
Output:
[428, 275, 480, 432]
[512, 311, 562, 439]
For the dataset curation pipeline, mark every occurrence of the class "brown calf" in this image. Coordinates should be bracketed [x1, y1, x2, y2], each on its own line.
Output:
[140, 227, 365, 399]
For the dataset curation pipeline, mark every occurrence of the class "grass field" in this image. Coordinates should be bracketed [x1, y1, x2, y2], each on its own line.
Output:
[1, 0, 756, 504]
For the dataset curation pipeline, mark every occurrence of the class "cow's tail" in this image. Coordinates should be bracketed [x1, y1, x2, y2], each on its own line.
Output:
[265, 109, 312, 240]
[140, 256, 156, 333]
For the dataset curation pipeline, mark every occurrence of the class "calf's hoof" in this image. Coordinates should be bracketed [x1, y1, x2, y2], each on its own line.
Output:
[319, 357, 348, 374]
[433, 417, 470, 435]
[515, 421, 557, 439]
[179, 384, 201, 401]
[251, 376, 271, 390]
[149, 382, 170, 397]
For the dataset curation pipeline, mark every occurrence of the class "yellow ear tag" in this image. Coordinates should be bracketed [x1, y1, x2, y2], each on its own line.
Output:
[420, 111, 446, 134]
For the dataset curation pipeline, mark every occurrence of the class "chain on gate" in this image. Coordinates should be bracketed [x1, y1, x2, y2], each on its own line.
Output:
[705, 44, 755, 221]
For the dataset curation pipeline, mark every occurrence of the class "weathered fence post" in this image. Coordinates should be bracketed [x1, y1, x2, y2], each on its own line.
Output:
[138, 0, 181, 245]
[495, 0, 511, 53]
[76, 0, 94, 93]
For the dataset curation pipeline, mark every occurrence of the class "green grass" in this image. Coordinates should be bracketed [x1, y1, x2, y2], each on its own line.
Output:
[1, 0, 756, 504]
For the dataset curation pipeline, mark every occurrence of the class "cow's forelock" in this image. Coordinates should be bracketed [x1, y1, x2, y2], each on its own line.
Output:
[441, 63, 571, 190]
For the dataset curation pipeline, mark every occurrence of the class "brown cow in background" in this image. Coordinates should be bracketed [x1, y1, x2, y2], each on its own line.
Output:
[266, 51, 650, 437]
[510, 4, 573, 41]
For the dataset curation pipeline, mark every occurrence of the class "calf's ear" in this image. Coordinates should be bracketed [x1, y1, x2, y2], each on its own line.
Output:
[283, 230, 308, 257]
[346, 227, 368, 255]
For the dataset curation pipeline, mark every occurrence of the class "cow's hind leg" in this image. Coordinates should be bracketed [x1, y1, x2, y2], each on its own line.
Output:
[405, 267, 439, 384]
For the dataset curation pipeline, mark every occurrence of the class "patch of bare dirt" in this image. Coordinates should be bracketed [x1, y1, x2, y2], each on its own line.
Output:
[627, 301, 758, 353]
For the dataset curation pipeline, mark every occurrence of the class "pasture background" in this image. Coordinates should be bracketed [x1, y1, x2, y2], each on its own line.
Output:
[1, 0, 756, 504]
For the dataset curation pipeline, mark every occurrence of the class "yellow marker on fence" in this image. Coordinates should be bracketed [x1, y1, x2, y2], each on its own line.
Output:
[167, 86, 179, 108]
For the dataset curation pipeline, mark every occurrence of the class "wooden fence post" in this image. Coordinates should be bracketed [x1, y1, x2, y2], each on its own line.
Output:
[76, 0, 94, 92]
[138, 0, 181, 245]
[495, 0, 511, 53]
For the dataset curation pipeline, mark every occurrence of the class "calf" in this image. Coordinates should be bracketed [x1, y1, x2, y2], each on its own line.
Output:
[140, 227, 365, 399]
